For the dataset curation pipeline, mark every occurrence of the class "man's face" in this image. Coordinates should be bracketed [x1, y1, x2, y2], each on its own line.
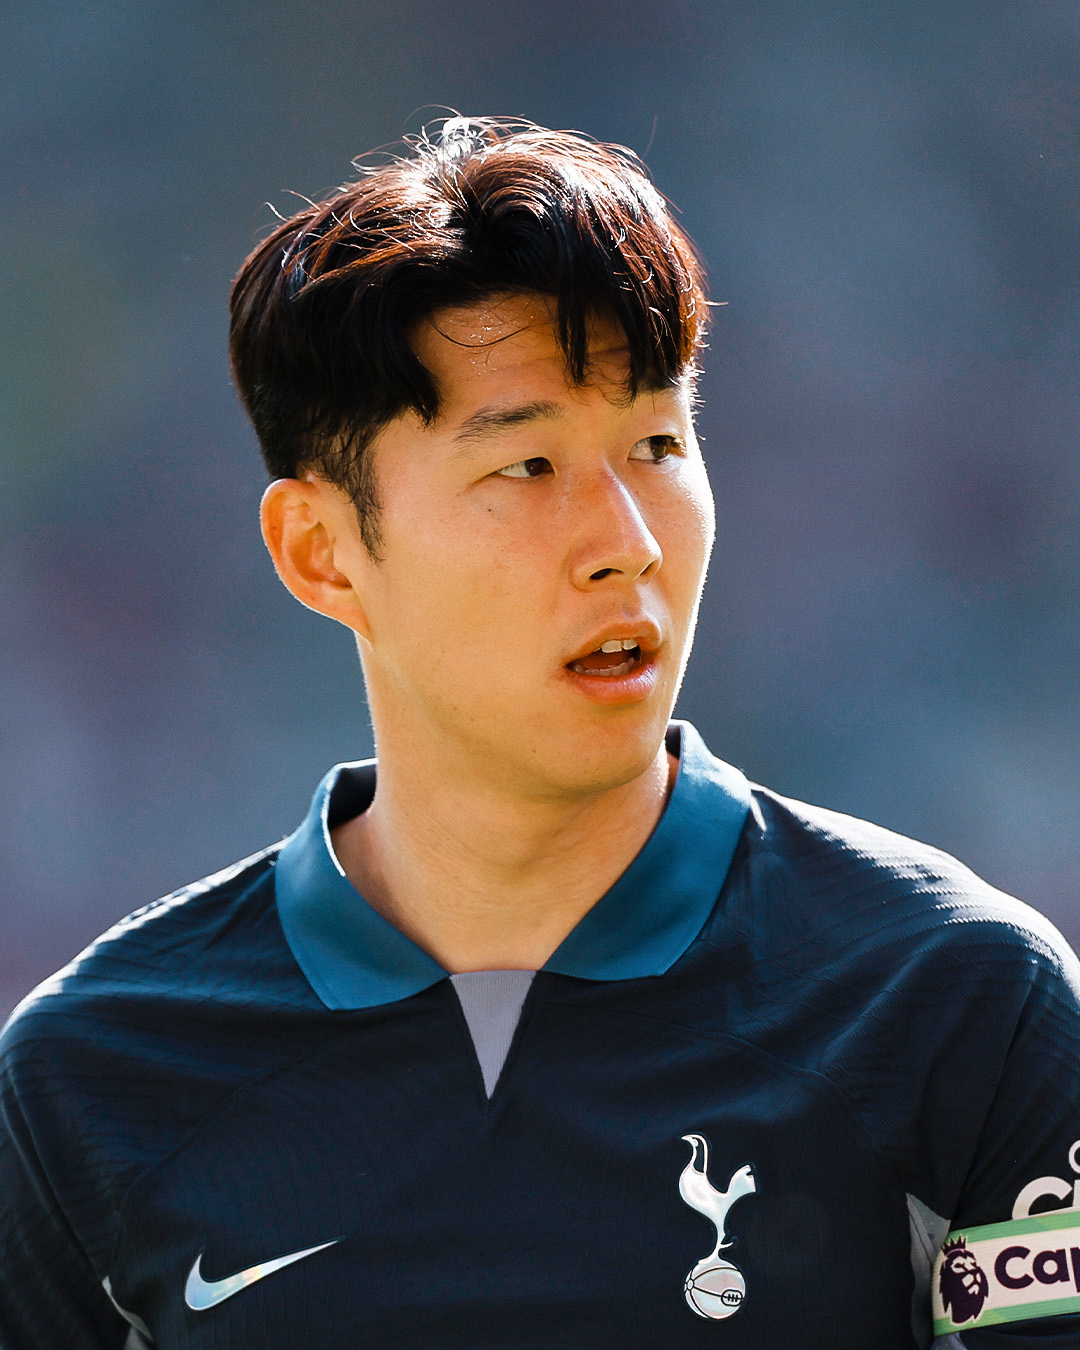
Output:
[348, 293, 715, 798]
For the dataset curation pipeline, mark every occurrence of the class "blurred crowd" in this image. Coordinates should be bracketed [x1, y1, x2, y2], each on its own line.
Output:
[3, 0, 1079, 1014]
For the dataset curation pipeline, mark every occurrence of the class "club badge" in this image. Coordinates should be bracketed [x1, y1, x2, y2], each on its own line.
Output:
[678, 1132, 757, 1320]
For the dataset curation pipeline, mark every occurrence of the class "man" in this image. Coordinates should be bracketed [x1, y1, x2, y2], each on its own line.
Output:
[2, 118, 1079, 1349]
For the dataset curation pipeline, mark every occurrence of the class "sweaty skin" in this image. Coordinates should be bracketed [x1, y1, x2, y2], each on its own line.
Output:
[261, 294, 715, 971]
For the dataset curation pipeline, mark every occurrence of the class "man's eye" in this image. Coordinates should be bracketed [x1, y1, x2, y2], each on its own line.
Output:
[628, 434, 684, 462]
[495, 457, 552, 478]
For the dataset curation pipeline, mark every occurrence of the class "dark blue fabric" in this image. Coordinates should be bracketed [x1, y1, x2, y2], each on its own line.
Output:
[2, 725, 1080, 1348]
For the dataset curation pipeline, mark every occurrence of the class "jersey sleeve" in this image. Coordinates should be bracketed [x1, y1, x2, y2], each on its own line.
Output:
[906, 912, 1080, 1348]
[811, 857, 1080, 1350]
[0, 1033, 130, 1349]
[930, 935, 1080, 1348]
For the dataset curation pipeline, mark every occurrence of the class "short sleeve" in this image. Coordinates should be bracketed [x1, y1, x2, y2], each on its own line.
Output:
[929, 934, 1080, 1347]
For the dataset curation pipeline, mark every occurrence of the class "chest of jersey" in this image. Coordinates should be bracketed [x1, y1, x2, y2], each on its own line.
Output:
[110, 977, 913, 1348]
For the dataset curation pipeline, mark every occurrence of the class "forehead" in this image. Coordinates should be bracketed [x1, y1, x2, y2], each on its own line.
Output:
[411, 294, 637, 413]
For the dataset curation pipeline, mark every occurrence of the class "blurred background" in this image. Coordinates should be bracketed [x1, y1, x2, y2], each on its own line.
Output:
[3, 0, 1079, 1016]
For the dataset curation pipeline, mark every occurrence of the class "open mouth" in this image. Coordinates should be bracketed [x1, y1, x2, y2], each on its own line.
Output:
[566, 638, 644, 679]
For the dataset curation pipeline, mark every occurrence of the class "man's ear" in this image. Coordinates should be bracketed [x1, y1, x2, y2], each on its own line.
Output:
[260, 477, 373, 640]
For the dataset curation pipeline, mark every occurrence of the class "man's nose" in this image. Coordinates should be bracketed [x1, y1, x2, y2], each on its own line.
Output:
[567, 469, 662, 590]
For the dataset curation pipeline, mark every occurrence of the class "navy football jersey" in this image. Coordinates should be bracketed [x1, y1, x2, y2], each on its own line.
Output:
[3, 722, 1080, 1348]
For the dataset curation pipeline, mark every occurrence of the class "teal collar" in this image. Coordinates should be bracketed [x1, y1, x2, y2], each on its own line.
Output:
[274, 721, 751, 1010]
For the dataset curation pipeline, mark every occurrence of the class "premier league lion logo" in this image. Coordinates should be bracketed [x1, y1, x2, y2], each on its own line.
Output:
[938, 1237, 989, 1324]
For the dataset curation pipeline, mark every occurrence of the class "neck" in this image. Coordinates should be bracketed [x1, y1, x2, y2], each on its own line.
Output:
[330, 733, 676, 973]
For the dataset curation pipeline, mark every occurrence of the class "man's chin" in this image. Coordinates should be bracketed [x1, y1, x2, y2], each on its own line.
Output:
[512, 708, 672, 802]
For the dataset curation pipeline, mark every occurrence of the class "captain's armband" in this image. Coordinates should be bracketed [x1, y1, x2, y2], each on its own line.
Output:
[932, 1210, 1080, 1336]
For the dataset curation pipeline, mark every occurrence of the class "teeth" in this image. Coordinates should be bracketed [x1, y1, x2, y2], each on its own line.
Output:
[600, 639, 639, 653]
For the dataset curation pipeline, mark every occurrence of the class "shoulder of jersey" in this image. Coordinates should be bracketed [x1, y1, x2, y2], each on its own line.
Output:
[737, 783, 1079, 985]
[0, 846, 335, 1271]
[1, 840, 319, 1055]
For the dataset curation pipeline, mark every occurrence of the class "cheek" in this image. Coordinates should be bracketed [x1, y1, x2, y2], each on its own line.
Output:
[659, 466, 716, 590]
[687, 460, 717, 552]
[373, 500, 544, 663]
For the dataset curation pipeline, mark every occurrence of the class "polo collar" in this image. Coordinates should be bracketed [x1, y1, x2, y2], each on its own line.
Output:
[274, 721, 751, 1010]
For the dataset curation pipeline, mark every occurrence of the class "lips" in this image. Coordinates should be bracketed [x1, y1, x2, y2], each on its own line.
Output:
[561, 622, 663, 704]
[568, 639, 643, 678]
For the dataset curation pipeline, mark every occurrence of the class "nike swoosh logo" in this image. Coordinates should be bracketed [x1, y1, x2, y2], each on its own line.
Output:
[184, 1240, 339, 1310]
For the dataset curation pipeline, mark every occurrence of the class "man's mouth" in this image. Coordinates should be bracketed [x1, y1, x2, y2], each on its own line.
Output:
[567, 638, 644, 678]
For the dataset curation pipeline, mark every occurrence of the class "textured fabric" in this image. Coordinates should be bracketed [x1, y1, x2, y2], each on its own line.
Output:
[450, 971, 536, 1096]
[2, 726, 1080, 1347]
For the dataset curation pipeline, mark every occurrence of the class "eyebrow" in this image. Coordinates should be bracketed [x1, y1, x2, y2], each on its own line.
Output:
[451, 399, 564, 447]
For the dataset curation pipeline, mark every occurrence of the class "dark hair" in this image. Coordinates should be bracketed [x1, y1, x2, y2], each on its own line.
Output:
[229, 117, 708, 553]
